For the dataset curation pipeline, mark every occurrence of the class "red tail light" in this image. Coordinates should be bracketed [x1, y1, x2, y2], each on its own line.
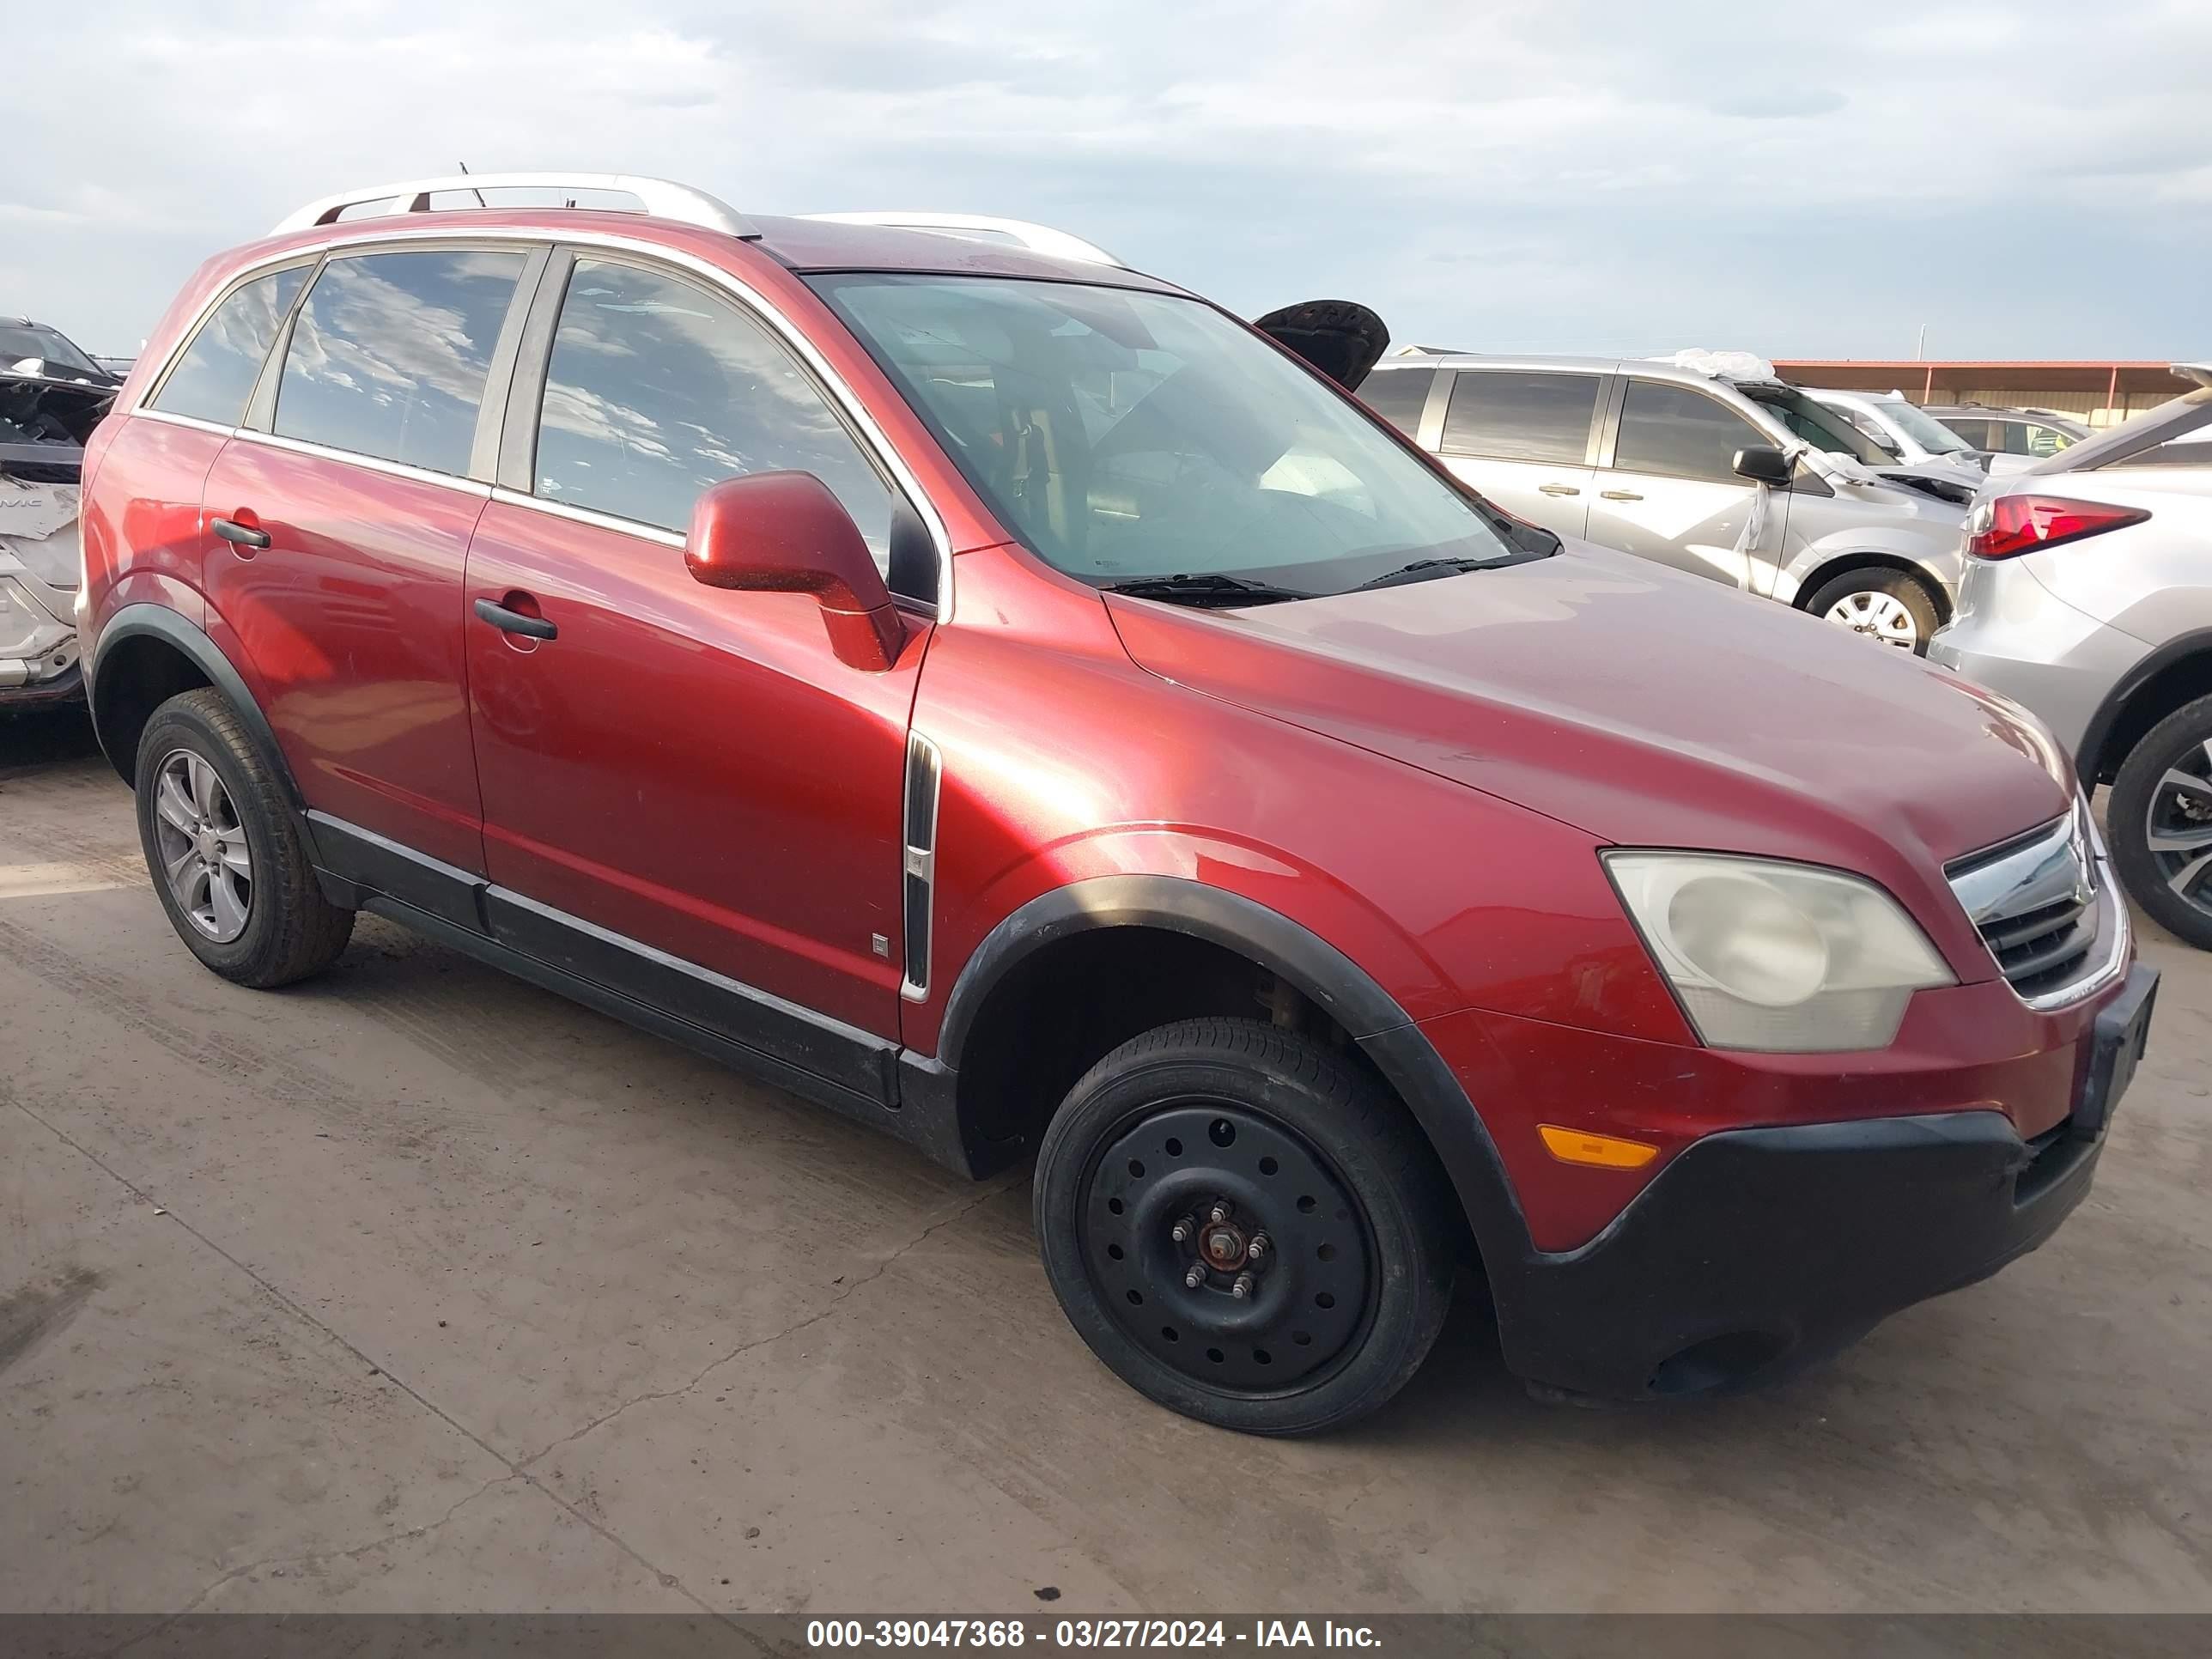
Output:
[1966, 495, 2149, 560]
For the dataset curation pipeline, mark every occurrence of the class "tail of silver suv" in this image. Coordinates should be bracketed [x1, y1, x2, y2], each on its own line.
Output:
[1929, 366, 2212, 948]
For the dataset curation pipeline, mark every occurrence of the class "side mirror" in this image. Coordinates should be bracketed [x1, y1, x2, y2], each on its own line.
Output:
[685, 471, 906, 672]
[1732, 445, 1796, 487]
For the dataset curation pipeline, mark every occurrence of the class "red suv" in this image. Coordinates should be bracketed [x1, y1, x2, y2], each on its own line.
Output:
[76, 173, 2155, 1433]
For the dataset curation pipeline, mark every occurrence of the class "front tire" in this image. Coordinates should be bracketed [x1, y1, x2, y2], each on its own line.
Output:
[1805, 566, 1942, 655]
[1034, 1018, 1455, 1435]
[135, 688, 355, 987]
[2109, 691, 2212, 950]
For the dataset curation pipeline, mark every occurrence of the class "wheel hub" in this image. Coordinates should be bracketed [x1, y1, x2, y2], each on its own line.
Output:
[152, 748, 254, 945]
[1079, 1102, 1373, 1393]
[1199, 1218, 1248, 1273]
[2144, 738, 2212, 910]
[1824, 589, 1917, 649]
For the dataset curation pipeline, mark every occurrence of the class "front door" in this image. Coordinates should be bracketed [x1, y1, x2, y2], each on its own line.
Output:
[464, 252, 928, 1043]
[1433, 368, 1601, 538]
[1587, 378, 1784, 590]
[202, 245, 530, 872]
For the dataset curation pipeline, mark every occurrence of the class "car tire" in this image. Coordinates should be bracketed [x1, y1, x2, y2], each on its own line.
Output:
[2108, 691, 2212, 951]
[1033, 1017, 1456, 1436]
[1804, 567, 1943, 655]
[134, 688, 356, 987]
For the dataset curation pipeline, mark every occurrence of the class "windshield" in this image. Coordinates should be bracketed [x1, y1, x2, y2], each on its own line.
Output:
[0, 323, 102, 377]
[1741, 385, 1895, 465]
[811, 275, 1526, 597]
[1872, 397, 1976, 457]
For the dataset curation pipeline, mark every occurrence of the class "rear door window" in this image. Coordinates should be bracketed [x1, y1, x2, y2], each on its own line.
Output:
[274, 249, 526, 476]
[1937, 417, 1993, 449]
[530, 258, 899, 567]
[1612, 380, 1765, 483]
[1441, 371, 1600, 465]
[1359, 368, 1435, 437]
[148, 268, 308, 427]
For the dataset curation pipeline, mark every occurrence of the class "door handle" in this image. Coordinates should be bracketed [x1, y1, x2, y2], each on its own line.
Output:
[211, 517, 270, 550]
[1600, 490, 1644, 501]
[473, 597, 558, 641]
[1537, 483, 1582, 496]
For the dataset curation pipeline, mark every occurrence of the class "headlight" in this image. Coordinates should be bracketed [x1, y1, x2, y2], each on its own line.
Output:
[1603, 852, 1954, 1052]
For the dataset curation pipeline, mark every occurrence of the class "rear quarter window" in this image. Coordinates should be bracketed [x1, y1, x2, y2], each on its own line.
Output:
[147, 267, 308, 427]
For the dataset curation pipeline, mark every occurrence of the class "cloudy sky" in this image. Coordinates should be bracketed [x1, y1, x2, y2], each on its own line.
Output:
[9, 0, 2209, 361]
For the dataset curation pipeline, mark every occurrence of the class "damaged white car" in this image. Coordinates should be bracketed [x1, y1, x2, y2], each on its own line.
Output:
[2, 323, 118, 708]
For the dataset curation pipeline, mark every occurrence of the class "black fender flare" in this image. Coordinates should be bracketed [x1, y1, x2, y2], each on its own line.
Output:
[88, 604, 305, 811]
[930, 874, 1535, 1275]
[2074, 627, 2212, 784]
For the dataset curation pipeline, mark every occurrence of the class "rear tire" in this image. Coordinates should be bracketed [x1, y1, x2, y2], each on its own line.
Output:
[135, 689, 355, 987]
[1033, 1018, 1455, 1435]
[1805, 567, 1942, 656]
[2108, 692, 2212, 950]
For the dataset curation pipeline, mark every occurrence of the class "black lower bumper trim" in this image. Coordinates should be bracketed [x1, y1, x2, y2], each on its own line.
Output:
[1492, 1105, 2106, 1402]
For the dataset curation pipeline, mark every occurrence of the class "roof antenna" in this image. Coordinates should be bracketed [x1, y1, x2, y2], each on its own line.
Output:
[457, 160, 489, 210]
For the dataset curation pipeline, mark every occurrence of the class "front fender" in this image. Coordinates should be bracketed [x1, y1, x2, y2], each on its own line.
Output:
[1778, 522, 1964, 605]
[927, 869, 1535, 1284]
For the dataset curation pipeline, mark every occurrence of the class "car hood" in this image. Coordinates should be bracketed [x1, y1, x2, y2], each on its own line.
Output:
[1105, 541, 2073, 879]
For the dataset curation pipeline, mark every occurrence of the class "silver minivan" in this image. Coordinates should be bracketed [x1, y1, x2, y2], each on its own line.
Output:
[1364, 353, 1972, 653]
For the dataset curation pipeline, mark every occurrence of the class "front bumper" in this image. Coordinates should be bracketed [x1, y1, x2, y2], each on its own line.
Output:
[1486, 963, 2158, 1401]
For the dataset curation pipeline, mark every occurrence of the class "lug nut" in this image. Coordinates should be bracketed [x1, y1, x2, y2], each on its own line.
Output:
[1246, 1231, 1272, 1263]
[1207, 1200, 1234, 1225]
[1170, 1215, 1196, 1245]
[1231, 1271, 1256, 1301]
[1184, 1261, 1208, 1290]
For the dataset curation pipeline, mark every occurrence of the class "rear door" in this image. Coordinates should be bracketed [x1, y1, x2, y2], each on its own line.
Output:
[1587, 378, 1775, 588]
[1432, 368, 1601, 537]
[90, 263, 316, 649]
[200, 245, 533, 878]
[463, 250, 927, 1043]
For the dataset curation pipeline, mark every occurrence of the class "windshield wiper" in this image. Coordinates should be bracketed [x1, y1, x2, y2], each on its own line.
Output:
[1103, 573, 1312, 607]
[1352, 556, 1503, 591]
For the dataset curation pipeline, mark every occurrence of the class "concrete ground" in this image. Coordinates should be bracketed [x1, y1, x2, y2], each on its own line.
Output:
[3, 708, 2209, 1616]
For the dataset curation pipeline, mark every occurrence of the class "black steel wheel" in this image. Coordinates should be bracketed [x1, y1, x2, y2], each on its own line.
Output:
[1034, 1018, 1455, 1435]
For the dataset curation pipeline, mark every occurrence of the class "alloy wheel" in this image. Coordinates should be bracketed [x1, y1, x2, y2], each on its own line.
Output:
[1079, 1101, 1375, 1395]
[1824, 588, 1919, 649]
[2145, 738, 2212, 915]
[152, 749, 255, 943]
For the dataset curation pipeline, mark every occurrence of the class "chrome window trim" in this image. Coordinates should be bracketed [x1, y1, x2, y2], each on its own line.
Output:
[137, 226, 955, 621]
[487, 485, 685, 549]
[226, 427, 494, 499]
[131, 408, 240, 440]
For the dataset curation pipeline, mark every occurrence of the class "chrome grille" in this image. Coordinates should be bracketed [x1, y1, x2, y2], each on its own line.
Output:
[1946, 800, 2109, 1003]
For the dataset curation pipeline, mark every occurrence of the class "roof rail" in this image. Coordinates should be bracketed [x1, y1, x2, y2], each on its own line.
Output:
[270, 173, 760, 239]
[800, 212, 1123, 267]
